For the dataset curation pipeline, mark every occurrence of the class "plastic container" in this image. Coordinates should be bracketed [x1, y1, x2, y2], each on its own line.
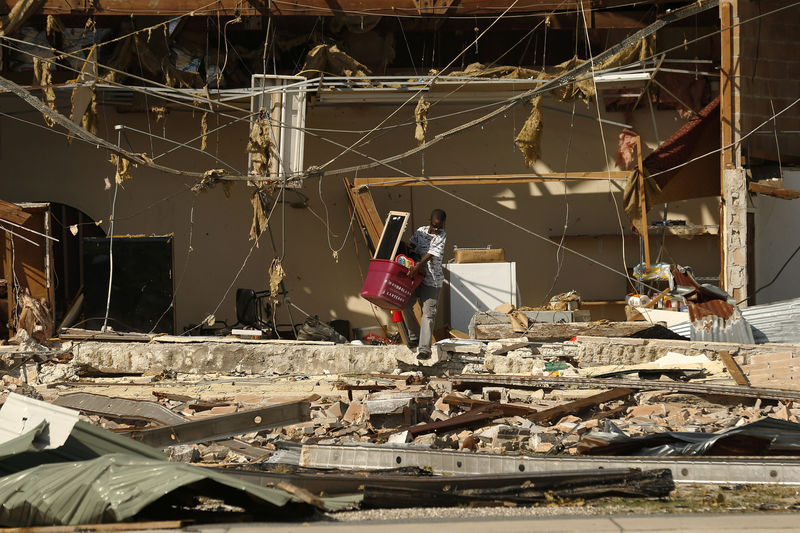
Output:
[360, 258, 425, 310]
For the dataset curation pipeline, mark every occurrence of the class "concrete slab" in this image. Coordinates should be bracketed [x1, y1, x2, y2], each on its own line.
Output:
[69, 341, 419, 375]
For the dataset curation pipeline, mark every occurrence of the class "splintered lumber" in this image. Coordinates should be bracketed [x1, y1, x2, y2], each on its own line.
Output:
[748, 182, 800, 200]
[152, 391, 233, 411]
[404, 404, 505, 436]
[527, 388, 635, 424]
[452, 375, 800, 402]
[473, 321, 661, 341]
[719, 350, 751, 386]
[0, 199, 31, 225]
[125, 399, 310, 448]
[441, 392, 538, 416]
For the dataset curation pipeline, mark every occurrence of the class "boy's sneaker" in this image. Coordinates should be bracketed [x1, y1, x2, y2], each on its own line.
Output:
[416, 350, 431, 360]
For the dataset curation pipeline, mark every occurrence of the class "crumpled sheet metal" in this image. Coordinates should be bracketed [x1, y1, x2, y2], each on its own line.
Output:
[672, 295, 800, 344]
[0, 453, 319, 527]
[579, 417, 800, 457]
[739, 296, 800, 345]
[0, 393, 359, 525]
[688, 311, 755, 344]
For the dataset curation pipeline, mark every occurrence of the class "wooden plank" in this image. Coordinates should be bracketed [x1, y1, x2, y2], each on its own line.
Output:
[719, 2, 734, 291]
[353, 172, 632, 188]
[720, 1, 735, 171]
[403, 404, 505, 436]
[347, 184, 383, 248]
[0, 199, 31, 225]
[719, 350, 750, 387]
[441, 392, 539, 417]
[59, 327, 154, 341]
[748, 182, 800, 200]
[474, 321, 660, 341]
[527, 388, 635, 424]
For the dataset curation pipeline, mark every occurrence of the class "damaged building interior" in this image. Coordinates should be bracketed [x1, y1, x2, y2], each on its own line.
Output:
[2, 0, 800, 529]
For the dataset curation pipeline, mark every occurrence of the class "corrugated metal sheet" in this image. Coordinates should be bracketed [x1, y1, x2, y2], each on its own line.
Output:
[670, 297, 800, 344]
[740, 297, 800, 344]
[686, 313, 755, 344]
[0, 453, 311, 526]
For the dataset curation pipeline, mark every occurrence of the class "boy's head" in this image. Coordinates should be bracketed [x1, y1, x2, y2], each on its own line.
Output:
[429, 209, 446, 233]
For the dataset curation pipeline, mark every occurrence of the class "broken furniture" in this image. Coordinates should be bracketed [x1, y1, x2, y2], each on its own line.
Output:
[235, 287, 271, 330]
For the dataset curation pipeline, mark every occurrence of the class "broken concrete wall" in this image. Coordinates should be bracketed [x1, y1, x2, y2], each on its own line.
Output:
[68, 341, 417, 375]
[541, 336, 799, 367]
[61, 335, 799, 377]
[723, 168, 748, 304]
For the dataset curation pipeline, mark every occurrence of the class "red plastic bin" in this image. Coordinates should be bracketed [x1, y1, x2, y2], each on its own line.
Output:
[360, 258, 425, 310]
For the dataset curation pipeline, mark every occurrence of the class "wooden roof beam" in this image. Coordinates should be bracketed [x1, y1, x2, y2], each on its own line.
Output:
[0, 0, 671, 17]
[353, 172, 632, 187]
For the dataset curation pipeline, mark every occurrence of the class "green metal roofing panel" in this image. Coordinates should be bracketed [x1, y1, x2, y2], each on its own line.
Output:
[0, 453, 316, 526]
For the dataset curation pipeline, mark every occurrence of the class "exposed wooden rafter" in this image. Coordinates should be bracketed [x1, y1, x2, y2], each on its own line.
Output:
[748, 181, 800, 200]
[0, 0, 672, 17]
[412, 0, 455, 15]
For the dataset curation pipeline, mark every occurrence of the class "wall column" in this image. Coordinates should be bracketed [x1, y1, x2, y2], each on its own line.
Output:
[720, 1, 747, 303]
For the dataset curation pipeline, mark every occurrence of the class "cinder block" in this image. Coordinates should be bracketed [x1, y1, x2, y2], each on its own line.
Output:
[751, 352, 792, 364]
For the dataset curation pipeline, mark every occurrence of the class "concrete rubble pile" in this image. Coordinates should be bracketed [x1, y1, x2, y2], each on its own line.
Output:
[3, 326, 800, 527]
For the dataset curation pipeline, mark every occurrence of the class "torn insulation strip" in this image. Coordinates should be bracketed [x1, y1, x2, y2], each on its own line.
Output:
[414, 96, 431, 146]
[200, 111, 209, 151]
[32, 57, 56, 127]
[109, 154, 134, 184]
[514, 96, 543, 168]
[269, 257, 286, 305]
[248, 118, 272, 177]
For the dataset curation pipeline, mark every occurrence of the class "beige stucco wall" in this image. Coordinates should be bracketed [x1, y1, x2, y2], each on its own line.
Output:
[0, 91, 720, 333]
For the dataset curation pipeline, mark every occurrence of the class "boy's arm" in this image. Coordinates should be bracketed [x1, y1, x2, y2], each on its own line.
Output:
[408, 253, 433, 278]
